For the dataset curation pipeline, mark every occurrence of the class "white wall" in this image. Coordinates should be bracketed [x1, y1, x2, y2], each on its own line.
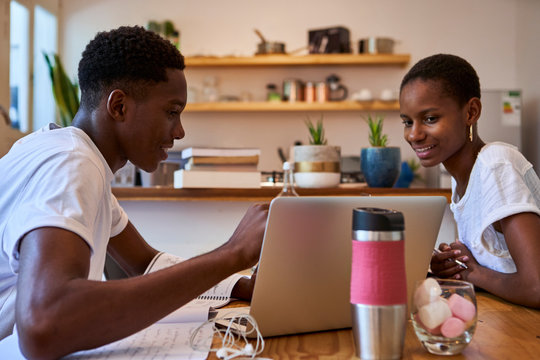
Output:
[119, 200, 254, 258]
[57, 0, 540, 176]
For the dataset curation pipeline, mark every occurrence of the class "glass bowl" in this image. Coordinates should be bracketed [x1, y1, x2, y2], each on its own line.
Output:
[411, 278, 477, 355]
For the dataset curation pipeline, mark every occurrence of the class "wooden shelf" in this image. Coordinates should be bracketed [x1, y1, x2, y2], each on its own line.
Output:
[184, 54, 410, 67]
[185, 100, 399, 112]
[112, 186, 451, 202]
[183, 54, 408, 113]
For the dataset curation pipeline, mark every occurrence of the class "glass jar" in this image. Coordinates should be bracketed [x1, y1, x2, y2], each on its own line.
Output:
[201, 76, 219, 102]
[266, 83, 281, 102]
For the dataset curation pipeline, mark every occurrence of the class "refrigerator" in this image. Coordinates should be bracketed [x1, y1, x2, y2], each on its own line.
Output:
[438, 89, 522, 187]
[478, 89, 522, 149]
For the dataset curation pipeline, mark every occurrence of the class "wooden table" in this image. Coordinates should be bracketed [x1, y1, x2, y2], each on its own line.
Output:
[209, 292, 540, 359]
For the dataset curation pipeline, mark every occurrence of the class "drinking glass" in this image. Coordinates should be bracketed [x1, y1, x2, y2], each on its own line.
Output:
[411, 278, 477, 355]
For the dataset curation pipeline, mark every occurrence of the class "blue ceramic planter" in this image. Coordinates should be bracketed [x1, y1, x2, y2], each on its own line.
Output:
[394, 161, 414, 188]
[360, 147, 401, 187]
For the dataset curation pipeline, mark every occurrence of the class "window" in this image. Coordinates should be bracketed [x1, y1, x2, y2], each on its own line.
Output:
[9, 0, 57, 132]
[33, 5, 57, 130]
[9, 1, 29, 131]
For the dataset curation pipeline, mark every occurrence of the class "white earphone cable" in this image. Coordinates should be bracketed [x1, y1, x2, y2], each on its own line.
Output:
[190, 310, 265, 360]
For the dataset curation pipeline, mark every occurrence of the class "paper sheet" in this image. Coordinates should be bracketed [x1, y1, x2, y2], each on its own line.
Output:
[65, 322, 212, 360]
[0, 322, 213, 360]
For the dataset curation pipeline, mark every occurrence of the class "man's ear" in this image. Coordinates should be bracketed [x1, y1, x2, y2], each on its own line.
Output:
[466, 97, 482, 126]
[106, 89, 127, 122]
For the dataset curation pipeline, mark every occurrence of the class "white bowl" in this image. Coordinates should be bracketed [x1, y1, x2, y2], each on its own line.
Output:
[294, 172, 341, 188]
[351, 89, 373, 101]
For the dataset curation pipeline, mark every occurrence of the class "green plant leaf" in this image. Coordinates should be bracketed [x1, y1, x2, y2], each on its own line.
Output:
[407, 158, 424, 182]
[55, 54, 79, 121]
[305, 115, 327, 145]
[364, 113, 388, 147]
[43, 52, 80, 126]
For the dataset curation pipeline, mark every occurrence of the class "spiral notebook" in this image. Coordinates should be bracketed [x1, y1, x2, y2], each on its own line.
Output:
[247, 195, 448, 337]
[144, 252, 245, 323]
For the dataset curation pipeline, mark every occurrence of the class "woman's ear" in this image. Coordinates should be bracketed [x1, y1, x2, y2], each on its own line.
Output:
[466, 97, 482, 126]
[106, 89, 127, 122]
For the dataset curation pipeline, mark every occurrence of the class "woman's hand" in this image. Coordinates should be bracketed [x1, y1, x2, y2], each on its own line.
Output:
[447, 242, 478, 280]
[430, 242, 471, 279]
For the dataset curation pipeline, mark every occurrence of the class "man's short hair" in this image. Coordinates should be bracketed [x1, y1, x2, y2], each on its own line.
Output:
[400, 54, 481, 106]
[78, 25, 185, 110]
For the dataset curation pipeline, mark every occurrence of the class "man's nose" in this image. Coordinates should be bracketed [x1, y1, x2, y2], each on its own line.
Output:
[173, 120, 185, 140]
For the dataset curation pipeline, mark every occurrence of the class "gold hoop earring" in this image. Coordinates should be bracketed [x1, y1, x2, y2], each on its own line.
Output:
[469, 125, 473, 142]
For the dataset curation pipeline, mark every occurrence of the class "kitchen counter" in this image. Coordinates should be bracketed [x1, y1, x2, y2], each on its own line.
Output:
[112, 186, 452, 202]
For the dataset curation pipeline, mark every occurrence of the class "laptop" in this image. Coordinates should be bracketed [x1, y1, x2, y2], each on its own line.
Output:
[248, 195, 447, 337]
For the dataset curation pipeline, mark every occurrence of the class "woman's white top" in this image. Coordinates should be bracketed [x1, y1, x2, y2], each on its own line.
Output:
[450, 142, 540, 273]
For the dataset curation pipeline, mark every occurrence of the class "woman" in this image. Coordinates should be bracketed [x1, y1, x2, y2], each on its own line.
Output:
[399, 54, 540, 308]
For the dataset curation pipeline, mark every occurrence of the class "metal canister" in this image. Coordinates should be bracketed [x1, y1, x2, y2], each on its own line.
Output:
[282, 79, 304, 102]
[316, 81, 329, 102]
[305, 81, 315, 103]
[350, 207, 407, 360]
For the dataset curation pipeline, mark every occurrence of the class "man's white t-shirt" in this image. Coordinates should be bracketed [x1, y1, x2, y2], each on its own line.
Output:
[0, 124, 129, 339]
[450, 142, 540, 273]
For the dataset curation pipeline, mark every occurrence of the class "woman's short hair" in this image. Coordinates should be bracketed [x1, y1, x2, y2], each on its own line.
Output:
[78, 25, 185, 110]
[400, 54, 481, 106]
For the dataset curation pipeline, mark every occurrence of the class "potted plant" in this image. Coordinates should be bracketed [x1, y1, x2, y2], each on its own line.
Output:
[43, 52, 80, 127]
[394, 158, 424, 188]
[293, 115, 341, 188]
[360, 114, 401, 187]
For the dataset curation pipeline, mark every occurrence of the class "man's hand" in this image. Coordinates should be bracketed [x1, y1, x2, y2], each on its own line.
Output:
[231, 272, 257, 301]
[222, 203, 269, 270]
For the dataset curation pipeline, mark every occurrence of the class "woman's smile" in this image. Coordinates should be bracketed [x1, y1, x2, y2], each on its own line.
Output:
[413, 144, 437, 159]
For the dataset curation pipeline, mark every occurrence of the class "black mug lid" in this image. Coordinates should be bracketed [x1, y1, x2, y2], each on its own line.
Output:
[352, 207, 404, 231]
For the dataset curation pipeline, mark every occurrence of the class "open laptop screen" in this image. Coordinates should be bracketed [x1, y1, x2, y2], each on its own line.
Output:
[250, 196, 447, 337]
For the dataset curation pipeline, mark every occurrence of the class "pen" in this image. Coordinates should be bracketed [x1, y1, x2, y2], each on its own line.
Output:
[433, 248, 468, 269]
[251, 263, 259, 274]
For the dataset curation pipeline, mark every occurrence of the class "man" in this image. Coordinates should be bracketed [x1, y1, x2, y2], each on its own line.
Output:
[0, 25, 268, 359]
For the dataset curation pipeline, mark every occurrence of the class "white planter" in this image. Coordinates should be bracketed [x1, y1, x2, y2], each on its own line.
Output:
[293, 145, 341, 188]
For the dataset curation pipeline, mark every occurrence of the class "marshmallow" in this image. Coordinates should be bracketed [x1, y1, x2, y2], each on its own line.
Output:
[418, 298, 452, 330]
[429, 324, 442, 335]
[448, 293, 476, 322]
[441, 317, 466, 338]
[414, 278, 442, 308]
[415, 313, 442, 335]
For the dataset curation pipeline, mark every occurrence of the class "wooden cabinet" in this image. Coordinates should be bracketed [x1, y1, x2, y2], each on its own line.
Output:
[183, 54, 409, 113]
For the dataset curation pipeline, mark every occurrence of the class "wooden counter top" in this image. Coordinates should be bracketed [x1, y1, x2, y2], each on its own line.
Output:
[112, 186, 452, 202]
[208, 292, 540, 359]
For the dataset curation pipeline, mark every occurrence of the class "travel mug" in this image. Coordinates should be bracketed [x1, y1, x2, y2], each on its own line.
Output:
[351, 207, 407, 360]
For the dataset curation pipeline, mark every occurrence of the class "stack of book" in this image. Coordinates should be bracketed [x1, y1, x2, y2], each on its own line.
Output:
[174, 147, 261, 188]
